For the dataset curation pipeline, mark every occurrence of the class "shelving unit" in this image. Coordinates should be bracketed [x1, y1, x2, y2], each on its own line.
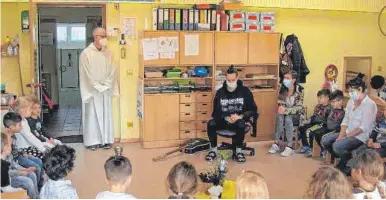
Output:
[139, 31, 280, 148]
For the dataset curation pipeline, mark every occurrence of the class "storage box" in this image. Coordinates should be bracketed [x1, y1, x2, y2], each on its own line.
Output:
[145, 72, 163, 78]
[260, 12, 275, 23]
[246, 23, 259, 32]
[260, 22, 275, 32]
[220, 0, 244, 10]
[229, 22, 245, 31]
[246, 12, 260, 24]
[229, 10, 245, 23]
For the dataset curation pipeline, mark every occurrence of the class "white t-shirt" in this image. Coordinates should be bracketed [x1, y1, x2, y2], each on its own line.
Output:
[353, 185, 383, 199]
[96, 191, 136, 199]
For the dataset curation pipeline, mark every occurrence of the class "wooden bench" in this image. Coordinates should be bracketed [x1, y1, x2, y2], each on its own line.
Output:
[1, 190, 29, 199]
[312, 140, 321, 158]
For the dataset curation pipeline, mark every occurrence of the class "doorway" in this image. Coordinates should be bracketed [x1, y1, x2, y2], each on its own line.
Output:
[343, 56, 372, 91]
[37, 5, 104, 141]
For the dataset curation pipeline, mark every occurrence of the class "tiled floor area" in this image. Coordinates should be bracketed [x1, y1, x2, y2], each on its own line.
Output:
[45, 105, 82, 138]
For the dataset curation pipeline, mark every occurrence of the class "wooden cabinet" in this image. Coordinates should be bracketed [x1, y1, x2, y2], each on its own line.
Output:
[180, 32, 213, 65]
[248, 33, 280, 64]
[143, 94, 180, 142]
[253, 91, 278, 141]
[215, 32, 248, 65]
[143, 31, 180, 66]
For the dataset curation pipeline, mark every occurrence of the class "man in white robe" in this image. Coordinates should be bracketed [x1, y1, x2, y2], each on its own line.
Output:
[79, 28, 118, 150]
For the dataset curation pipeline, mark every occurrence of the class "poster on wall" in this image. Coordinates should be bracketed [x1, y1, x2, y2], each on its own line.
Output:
[122, 17, 136, 37]
[137, 78, 144, 119]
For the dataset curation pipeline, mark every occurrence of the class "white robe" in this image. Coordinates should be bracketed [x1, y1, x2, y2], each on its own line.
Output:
[79, 43, 118, 147]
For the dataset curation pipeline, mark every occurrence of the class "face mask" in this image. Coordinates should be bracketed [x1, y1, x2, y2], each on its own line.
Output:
[349, 91, 359, 101]
[226, 80, 237, 92]
[99, 38, 108, 47]
[283, 79, 292, 88]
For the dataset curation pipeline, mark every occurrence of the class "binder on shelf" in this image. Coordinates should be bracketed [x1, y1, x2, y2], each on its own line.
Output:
[169, 8, 175, 30]
[216, 11, 221, 31]
[182, 9, 189, 30]
[157, 8, 164, 30]
[210, 10, 216, 31]
[163, 8, 169, 30]
[152, 8, 157, 30]
[188, 9, 194, 30]
[194, 9, 199, 30]
[175, 9, 181, 30]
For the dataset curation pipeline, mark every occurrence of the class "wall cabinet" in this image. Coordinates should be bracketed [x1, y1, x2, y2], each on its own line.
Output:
[215, 32, 248, 65]
[248, 33, 280, 64]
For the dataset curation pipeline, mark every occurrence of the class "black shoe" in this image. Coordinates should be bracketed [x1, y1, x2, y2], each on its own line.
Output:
[102, 144, 112, 149]
[205, 151, 217, 161]
[86, 144, 100, 151]
[233, 152, 246, 163]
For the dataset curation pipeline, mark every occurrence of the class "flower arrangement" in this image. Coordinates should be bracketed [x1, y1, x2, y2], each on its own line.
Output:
[199, 151, 229, 186]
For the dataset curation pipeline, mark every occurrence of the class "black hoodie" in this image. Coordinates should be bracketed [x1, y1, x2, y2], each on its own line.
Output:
[212, 80, 257, 122]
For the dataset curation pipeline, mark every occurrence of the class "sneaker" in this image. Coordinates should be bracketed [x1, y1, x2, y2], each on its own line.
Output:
[233, 152, 246, 163]
[300, 146, 311, 154]
[1, 185, 24, 193]
[305, 149, 313, 157]
[321, 151, 327, 160]
[281, 147, 294, 157]
[268, 143, 280, 154]
[86, 144, 100, 151]
[205, 151, 217, 161]
[102, 144, 112, 149]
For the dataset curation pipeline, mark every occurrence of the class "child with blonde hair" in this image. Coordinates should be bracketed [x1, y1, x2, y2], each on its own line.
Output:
[236, 170, 269, 199]
[166, 161, 198, 199]
[305, 166, 353, 199]
[349, 149, 385, 199]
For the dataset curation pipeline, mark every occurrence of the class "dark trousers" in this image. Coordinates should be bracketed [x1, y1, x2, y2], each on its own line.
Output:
[299, 123, 325, 147]
[333, 137, 364, 171]
[315, 129, 336, 151]
[207, 119, 246, 149]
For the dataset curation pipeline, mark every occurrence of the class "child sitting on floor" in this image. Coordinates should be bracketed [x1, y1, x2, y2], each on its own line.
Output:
[13, 96, 54, 158]
[40, 145, 78, 199]
[2, 133, 39, 198]
[26, 96, 62, 145]
[166, 161, 198, 199]
[299, 89, 331, 156]
[1, 133, 24, 193]
[316, 90, 345, 159]
[3, 112, 45, 190]
[236, 170, 269, 199]
[304, 166, 353, 199]
[350, 149, 385, 199]
[96, 150, 136, 199]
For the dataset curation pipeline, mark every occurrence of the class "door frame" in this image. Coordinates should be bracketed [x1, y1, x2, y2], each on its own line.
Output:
[29, 1, 107, 95]
[342, 56, 372, 91]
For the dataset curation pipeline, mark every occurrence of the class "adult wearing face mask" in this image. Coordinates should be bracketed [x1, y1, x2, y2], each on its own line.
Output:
[268, 70, 304, 157]
[322, 73, 377, 174]
[79, 27, 119, 151]
[206, 66, 257, 163]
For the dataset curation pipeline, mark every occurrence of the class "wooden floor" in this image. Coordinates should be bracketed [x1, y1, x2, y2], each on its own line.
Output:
[66, 141, 324, 199]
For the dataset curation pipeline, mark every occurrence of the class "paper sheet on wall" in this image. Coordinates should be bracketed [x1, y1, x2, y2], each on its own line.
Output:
[142, 38, 159, 61]
[122, 17, 136, 37]
[137, 78, 144, 119]
[185, 34, 199, 56]
[40, 32, 53, 45]
[170, 36, 179, 52]
[158, 37, 177, 53]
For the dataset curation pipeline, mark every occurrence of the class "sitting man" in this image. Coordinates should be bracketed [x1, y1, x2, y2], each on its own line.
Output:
[206, 66, 257, 163]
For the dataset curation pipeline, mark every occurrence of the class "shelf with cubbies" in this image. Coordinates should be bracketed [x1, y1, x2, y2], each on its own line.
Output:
[139, 30, 280, 148]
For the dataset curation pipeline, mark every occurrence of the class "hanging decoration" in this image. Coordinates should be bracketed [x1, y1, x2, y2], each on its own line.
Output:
[322, 64, 339, 92]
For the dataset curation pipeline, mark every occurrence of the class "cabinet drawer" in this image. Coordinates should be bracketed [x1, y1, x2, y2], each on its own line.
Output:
[197, 111, 211, 121]
[179, 103, 196, 113]
[196, 120, 208, 130]
[180, 130, 197, 139]
[180, 121, 196, 131]
[197, 103, 212, 112]
[180, 94, 196, 103]
[180, 112, 196, 121]
[197, 129, 208, 139]
[196, 93, 213, 103]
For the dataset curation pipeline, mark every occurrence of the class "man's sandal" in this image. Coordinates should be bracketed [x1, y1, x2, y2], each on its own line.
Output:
[233, 153, 246, 163]
[205, 151, 217, 161]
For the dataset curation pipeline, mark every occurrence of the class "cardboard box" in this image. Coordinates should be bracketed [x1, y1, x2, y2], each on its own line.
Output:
[220, 0, 244, 10]
[260, 22, 275, 32]
[260, 12, 275, 23]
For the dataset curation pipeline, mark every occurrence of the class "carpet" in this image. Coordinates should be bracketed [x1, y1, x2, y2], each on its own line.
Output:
[56, 135, 83, 143]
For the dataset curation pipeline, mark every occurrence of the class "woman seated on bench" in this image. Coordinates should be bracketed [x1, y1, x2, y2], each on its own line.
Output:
[268, 70, 304, 157]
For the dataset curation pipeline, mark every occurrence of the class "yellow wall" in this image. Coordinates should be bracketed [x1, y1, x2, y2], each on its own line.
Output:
[1, 2, 32, 95]
[2, 2, 386, 140]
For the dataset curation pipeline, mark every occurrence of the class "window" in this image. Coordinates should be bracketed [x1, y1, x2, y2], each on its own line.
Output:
[56, 23, 86, 49]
